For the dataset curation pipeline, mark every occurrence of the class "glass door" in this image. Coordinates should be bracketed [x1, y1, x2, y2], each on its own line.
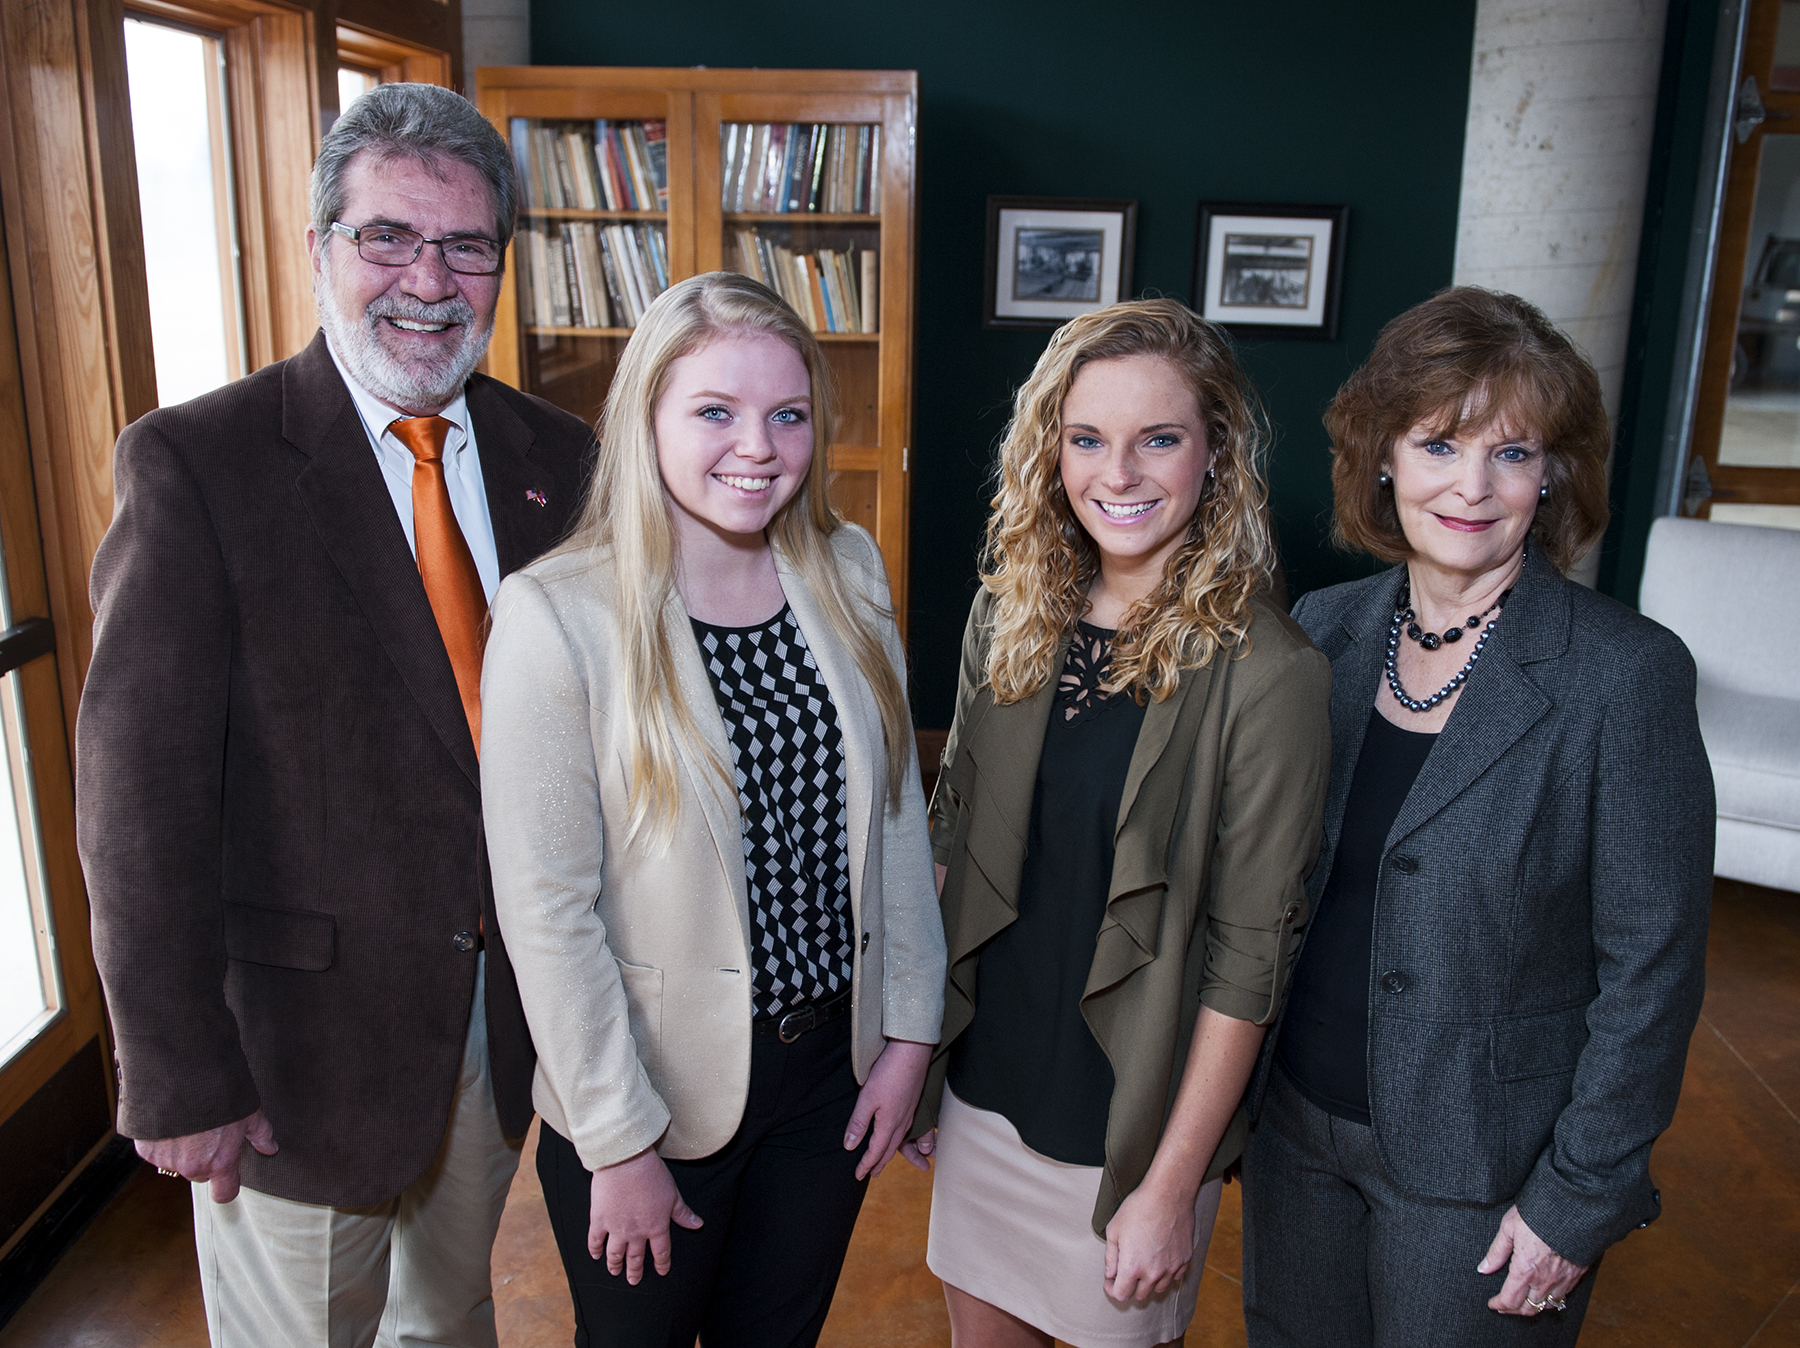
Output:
[1690, 0, 1800, 528]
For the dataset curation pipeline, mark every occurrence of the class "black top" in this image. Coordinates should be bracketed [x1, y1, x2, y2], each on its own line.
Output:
[1276, 707, 1436, 1125]
[949, 623, 1148, 1165]
[690, 605, 854, 1019]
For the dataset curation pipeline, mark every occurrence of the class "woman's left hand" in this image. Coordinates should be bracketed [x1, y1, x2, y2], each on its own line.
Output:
[844, 1039, 933, 1181]
[1479, 1205, 1589, 1315]
[1104, 1177, 1197, 1304]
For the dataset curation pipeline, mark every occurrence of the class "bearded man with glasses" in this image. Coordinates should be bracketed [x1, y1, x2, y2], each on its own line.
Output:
[77, 81, 594, 1348]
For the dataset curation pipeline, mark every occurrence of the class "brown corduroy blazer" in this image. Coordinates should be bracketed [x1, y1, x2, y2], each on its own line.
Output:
[913, 585, 1331, 1234]
[76, 332, 594, 1207]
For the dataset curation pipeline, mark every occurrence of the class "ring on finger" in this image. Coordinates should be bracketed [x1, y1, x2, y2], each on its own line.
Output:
[1547, 1295, 1567, 1312]
[1526, 1296, 1549, 1311]
[156, 1168, 179, 1178]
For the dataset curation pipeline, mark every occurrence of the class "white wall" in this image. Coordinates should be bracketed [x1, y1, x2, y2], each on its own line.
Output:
[1453, 0, 1669, 583]
[463, 0, 529, 81]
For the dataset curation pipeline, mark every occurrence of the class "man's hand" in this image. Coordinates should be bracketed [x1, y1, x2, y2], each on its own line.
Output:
[1104, 1174, 1198, 1304]
[1479, 1205, 1589, 1315]
[137, 1109, 278, 1204]
[588, 1147, 703, 1284]
[844, 1039, 932, 1181]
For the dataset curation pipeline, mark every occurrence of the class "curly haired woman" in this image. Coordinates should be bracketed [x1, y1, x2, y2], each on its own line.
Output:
[909, 298, 1331, 1348]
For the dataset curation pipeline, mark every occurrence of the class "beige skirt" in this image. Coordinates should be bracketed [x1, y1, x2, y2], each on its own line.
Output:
[926, 1084, 1223, 1348]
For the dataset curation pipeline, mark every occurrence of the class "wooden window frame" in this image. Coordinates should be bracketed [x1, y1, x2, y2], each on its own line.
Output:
[337, 22, 450, 89]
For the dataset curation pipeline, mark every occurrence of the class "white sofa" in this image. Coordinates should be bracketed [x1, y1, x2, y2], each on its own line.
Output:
[1639, 516, 1800, 893]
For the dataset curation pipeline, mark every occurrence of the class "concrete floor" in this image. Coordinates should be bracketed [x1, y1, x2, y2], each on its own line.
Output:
[3, 877, 1796, 1348]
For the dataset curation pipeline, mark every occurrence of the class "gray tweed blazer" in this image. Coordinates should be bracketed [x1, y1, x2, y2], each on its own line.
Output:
[1251, 545, 1715, 1267]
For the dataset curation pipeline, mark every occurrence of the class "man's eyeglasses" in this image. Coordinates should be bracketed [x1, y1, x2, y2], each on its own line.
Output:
[329, 221, 502, 275]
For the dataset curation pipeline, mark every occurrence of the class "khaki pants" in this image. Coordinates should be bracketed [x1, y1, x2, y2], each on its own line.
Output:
[192, 957, 523, 1348]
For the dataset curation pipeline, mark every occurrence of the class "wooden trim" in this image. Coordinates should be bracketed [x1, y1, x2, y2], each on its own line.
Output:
[0, 155, 111, 1139]
[336, 21, 449, 88]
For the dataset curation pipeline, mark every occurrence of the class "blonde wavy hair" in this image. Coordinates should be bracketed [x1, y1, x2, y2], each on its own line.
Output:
[557, 271, 911, 843]
[981, 298, 1276, 704]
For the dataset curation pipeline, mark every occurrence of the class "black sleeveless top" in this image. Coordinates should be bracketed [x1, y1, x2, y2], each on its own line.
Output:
[1276, 707, 1436, 1125]
[949, 624, 1148, 1164]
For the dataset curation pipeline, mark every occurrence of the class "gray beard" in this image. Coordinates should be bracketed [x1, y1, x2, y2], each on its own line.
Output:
[316, 274, 494, 411]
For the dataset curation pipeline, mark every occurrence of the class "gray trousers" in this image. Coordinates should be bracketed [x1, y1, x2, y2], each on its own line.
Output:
[1242, 1066, 1594, 1348]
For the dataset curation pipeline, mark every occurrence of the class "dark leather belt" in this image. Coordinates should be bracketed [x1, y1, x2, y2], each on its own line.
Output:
[753, 989, 852, 1043]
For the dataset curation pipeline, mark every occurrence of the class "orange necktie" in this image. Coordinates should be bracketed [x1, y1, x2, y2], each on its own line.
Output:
[390, 416, 487, 753]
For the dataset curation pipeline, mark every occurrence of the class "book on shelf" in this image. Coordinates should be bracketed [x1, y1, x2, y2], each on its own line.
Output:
[517, 221, 670, 329]
[510, 118, 670, 212]
[728, 228, 877, 334]
[719, 123, 881, 215]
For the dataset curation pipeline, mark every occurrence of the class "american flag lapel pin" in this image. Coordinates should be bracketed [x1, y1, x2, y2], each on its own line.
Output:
[525, 488, 548, 508]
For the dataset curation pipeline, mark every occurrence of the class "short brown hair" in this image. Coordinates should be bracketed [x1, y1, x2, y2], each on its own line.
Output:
[1325, 286, 1610, 573]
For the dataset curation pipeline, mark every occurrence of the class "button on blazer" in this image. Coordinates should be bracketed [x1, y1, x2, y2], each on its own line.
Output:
[479, 525, 946, 1172]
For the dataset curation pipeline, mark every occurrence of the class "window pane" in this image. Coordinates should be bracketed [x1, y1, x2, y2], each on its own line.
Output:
[339, 66, 378, 113]
[1721, 135, 1800, 467]
[0, 569, 58, 1065]
[125, 19, 241, 408]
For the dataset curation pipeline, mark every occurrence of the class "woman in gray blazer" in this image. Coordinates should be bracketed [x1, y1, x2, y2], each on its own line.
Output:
[480, 273, 945, 1347]
[1241, 287, 1714, 1347]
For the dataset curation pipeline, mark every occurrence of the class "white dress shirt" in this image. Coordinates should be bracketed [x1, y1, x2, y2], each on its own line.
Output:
[327, 344, 502, 603]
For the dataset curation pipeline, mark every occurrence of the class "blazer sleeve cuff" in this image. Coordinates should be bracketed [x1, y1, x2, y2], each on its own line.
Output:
[1514, 1151, 1661, 1268]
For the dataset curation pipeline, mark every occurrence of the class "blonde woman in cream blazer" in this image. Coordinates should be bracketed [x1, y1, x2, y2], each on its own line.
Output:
[481, 273, 944, 1348]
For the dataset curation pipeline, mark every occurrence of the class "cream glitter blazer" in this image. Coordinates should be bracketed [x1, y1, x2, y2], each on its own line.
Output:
[480, 524, 946, 1171]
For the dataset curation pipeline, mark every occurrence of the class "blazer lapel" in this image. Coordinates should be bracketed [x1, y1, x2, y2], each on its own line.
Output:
[776, 553, 876, 917]
[1386, 550, 1568, 848]
[1098, 665, 1209, 971]
[467, 376, 565, 575]
[665, 588, 754, 952]
[285, 335, 479, 786]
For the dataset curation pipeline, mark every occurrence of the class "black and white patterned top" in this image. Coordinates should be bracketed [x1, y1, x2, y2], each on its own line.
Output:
[690, 605, 855, 1020]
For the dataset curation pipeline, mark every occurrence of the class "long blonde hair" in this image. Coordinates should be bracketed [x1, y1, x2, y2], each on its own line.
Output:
[559, 271, 910, 842]
[982, 298, 1275, 704]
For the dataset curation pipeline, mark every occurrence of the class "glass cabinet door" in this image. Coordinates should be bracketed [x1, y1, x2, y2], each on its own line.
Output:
[697, 90, 913, 614]
[480, 82, 696, 429]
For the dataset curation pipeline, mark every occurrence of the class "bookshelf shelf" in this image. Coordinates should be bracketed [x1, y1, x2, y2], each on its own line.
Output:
[478, 67, 919, 626]
[524, 325, 637, 337]
[522, 208, 668, 221]
[723, 212, 879, 224]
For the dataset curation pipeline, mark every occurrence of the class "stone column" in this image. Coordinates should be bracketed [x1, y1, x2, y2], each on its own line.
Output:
[1453, 0, 1669, 584]
[464, 0, 530, 84]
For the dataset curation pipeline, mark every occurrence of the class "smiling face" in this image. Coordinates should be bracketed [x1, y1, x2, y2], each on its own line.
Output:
[308, 150, 504, 414]
[653, 332, 814, 550]
[1058, 354, 1214, 585]
[1386, 402, 1547, 584]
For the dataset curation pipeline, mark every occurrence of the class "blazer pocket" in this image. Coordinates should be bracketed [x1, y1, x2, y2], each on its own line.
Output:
[615, 958, 665, 1068]
[1491, 1003, 1591, 1082]
[223, 901, 337, 972]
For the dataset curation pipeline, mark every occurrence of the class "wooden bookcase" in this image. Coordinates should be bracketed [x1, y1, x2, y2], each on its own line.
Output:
[475, 66, 918, 624]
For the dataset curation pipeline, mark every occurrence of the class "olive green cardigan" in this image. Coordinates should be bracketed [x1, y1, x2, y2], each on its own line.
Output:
[914, 586, 1331, 1234]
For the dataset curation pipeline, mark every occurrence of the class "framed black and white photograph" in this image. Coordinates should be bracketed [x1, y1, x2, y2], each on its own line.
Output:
[1191, 202, 1348, 340]
[985, 196, 1137, 328]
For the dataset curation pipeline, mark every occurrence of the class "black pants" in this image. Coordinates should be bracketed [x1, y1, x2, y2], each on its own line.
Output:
[537, 1015, 868, 1348]
[1242, 1066, 1595, 1348]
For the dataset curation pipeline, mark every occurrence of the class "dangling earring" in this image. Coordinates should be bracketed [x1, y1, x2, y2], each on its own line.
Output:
[1378, 472, 1391, 486]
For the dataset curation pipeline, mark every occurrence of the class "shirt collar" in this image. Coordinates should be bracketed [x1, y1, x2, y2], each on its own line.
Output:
[326, 340, 470, 451]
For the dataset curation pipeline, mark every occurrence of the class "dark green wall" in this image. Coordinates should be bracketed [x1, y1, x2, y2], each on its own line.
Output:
[531, 0, 1480, 725]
